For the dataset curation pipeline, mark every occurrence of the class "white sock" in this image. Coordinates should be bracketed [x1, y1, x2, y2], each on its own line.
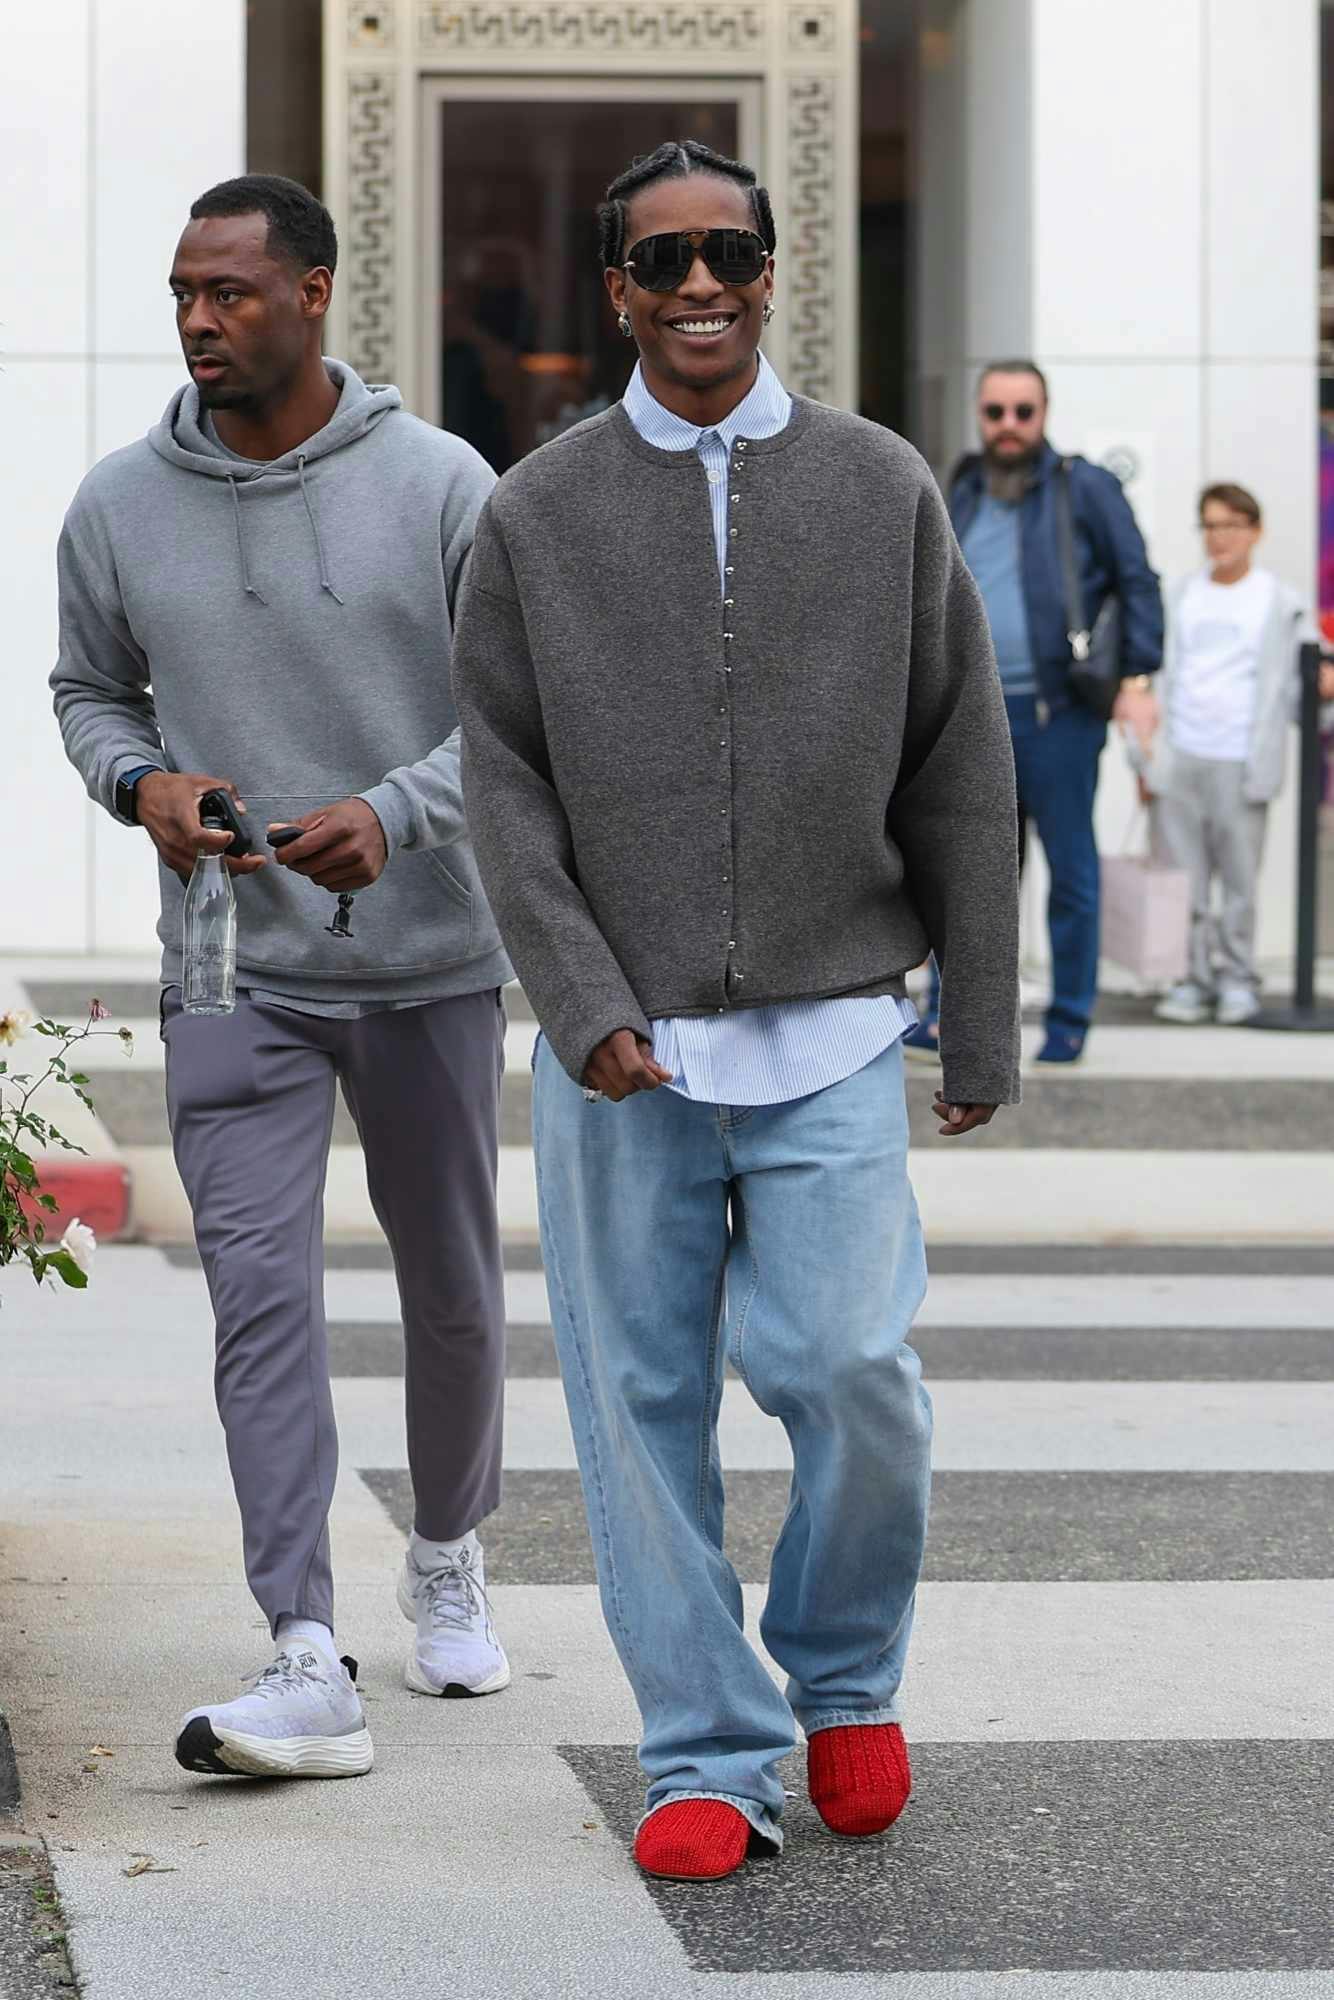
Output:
[410, 1527, 478, 1572]
[275, 1615, 339, 1666]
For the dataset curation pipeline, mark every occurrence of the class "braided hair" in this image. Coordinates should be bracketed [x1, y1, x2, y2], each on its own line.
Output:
[597, 140, 777, 268]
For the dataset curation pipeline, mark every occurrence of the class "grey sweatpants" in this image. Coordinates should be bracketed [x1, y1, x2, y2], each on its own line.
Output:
[163, 986, 506, 1633]
[1151, 750, 1268, 994]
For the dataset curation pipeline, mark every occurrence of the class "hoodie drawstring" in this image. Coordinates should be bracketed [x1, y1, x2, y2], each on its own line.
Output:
[226, 462, 346, 607]
[298, 454, 346, 605]
[227, 475, 268, 605]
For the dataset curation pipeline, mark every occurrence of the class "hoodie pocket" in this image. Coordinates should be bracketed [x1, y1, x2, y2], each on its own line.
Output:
[224, 795, 479, 980]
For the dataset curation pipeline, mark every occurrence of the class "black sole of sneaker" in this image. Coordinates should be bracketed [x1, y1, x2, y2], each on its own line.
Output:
[174, 1717, 234, 1775]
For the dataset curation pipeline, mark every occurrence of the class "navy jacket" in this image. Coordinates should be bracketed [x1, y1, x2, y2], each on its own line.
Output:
[949, 441, 1164, 710]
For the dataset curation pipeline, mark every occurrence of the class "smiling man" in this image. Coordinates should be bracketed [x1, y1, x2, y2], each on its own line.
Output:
[51, 174, 514, 1778]
[452, 141, 1021, 1883]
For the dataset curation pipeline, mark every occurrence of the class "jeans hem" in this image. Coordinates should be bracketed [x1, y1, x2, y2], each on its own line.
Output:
[802, 1704, 902, 1735]
[639, 1790, 784, 1854]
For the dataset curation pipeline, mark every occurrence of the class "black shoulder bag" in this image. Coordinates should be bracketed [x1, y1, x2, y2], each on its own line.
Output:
[1054, 457, 1123, 720]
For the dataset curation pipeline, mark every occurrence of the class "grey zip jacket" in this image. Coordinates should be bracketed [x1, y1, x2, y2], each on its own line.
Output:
[51, 360, 510, 1007]
[453, 398, 1022, 1108]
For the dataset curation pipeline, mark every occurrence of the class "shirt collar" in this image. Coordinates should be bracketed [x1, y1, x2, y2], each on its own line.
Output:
[621, 351, 792, 451]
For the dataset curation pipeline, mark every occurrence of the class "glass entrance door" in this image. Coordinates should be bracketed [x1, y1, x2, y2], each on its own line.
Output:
[422, 79, 762, 470]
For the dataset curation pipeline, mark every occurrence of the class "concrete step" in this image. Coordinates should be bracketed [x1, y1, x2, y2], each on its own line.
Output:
[59, 1018, 1334, 1153]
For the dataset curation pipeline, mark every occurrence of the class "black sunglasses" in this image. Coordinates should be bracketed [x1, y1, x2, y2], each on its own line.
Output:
[623, 227, 770, 293]
[983, 401, 1037, 422]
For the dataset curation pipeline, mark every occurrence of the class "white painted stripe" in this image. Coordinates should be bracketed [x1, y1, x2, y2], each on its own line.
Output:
[325, 1578, 1333, 1749]
[327, 1376, 1334, 1474]
[908, 1149, 1334, 1244]
[37, 1245, 1332, 1334]
[1028, 1021, 1334, 1080]
[417, 1270, 1334, 1332]
[120, 1142, 542, 1248]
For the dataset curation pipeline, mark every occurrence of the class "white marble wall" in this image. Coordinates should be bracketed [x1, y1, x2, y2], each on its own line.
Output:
[1, 1, 243, 955]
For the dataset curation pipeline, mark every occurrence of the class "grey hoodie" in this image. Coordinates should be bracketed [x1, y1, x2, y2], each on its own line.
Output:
[51, 360, 510, 1008]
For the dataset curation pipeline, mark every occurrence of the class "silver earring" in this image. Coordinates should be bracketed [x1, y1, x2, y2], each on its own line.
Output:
[763, 300, 775, 326]
[617, 311, 633, 339]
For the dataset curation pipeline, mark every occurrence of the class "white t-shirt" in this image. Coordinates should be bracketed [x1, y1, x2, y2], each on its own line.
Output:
[1170, 566, 1276, 761]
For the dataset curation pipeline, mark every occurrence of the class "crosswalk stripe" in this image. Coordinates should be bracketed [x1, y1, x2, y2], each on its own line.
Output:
[334, 1374, 1334, 1473]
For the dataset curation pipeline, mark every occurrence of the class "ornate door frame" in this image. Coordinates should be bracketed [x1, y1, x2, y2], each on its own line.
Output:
[323, 1, 859, 415]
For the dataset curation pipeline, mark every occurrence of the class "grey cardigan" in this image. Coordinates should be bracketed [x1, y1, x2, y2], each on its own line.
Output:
[452, 396, 1021, 1108]
[1147, 570, 1318, 804]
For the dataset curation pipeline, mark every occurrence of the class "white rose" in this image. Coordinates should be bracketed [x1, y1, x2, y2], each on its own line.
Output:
[60, 1217, 97, 1276]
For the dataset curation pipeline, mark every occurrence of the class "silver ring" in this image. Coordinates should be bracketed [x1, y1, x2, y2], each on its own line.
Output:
[582, 1087, 605, 1104]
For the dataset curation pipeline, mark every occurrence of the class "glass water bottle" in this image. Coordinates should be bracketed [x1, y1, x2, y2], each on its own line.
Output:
[183, 820, 237, 1016]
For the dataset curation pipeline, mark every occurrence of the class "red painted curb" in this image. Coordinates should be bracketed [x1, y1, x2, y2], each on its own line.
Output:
[18, 1160, 132, 1242]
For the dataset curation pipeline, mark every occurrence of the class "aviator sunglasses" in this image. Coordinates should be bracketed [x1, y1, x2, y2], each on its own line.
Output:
[623, 227, 770, 293]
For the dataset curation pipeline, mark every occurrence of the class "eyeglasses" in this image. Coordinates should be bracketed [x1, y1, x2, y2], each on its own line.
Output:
[623, 228, 770, 293]
[982, 402, 1038, 422]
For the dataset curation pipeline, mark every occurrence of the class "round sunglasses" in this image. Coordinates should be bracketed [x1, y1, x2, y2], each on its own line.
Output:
[982, 401, 1038, 422]
[623, 227, 770, 294]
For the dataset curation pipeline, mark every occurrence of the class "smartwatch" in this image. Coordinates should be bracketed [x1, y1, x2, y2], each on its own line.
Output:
[114, 765, 162, 824]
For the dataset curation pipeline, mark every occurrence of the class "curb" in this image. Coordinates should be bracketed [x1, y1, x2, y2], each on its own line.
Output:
[0, 1711, 19, 1818]
[20, 1160, 132, 1244]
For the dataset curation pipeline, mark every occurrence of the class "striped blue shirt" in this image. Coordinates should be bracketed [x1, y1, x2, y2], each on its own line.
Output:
[621, 357, 915, 1105]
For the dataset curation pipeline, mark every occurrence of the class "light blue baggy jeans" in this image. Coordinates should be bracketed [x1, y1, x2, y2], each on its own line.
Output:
[532, 1034, 932, 1850]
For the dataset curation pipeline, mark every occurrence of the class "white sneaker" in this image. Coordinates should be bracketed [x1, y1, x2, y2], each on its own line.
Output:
[174, 1645, 373, 1778]
[398, 1536, 511, 1698]
[1216, 984, 1261, 1026]
[1155, 981, 1213, 1025]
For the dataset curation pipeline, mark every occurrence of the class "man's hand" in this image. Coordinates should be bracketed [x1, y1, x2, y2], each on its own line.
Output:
[269, 799, 388, 891]
[135, 772, 267, 882]
[932, 1093, 998, 1138]
[1318, 659, 1334, 703]
[583, 1029, 673, 1103]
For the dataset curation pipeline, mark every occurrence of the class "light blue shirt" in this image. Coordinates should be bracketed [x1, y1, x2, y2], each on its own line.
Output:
[621, 356, 915, 1105]
[959, 493, 1037, 696]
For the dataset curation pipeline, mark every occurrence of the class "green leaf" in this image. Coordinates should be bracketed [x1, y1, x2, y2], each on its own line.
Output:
[69, 1073, 90, 1087]
[43, 1250, 88, 1290]
[37, 1194, 59, 1213]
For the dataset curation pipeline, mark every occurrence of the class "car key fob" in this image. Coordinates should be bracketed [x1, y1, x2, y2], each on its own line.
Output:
[267, 825, 305, 850]
[197, 788, 252, 858]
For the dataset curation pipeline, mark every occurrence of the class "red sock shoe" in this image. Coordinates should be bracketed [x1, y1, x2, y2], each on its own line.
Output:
[634, 1800, 752, 1881]
[807, 1723, 912, 1837]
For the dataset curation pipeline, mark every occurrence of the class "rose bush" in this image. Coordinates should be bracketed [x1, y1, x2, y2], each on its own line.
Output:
[0, 1001, 132, 1301]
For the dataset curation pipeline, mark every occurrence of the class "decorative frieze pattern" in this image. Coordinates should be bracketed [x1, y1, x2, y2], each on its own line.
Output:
[784, 73, 837, 403]
[418, 4, 766, 55]
[345, 70, 397, 381]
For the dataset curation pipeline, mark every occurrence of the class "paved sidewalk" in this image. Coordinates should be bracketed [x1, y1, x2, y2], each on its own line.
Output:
[1, 1238, 1331, 1998]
